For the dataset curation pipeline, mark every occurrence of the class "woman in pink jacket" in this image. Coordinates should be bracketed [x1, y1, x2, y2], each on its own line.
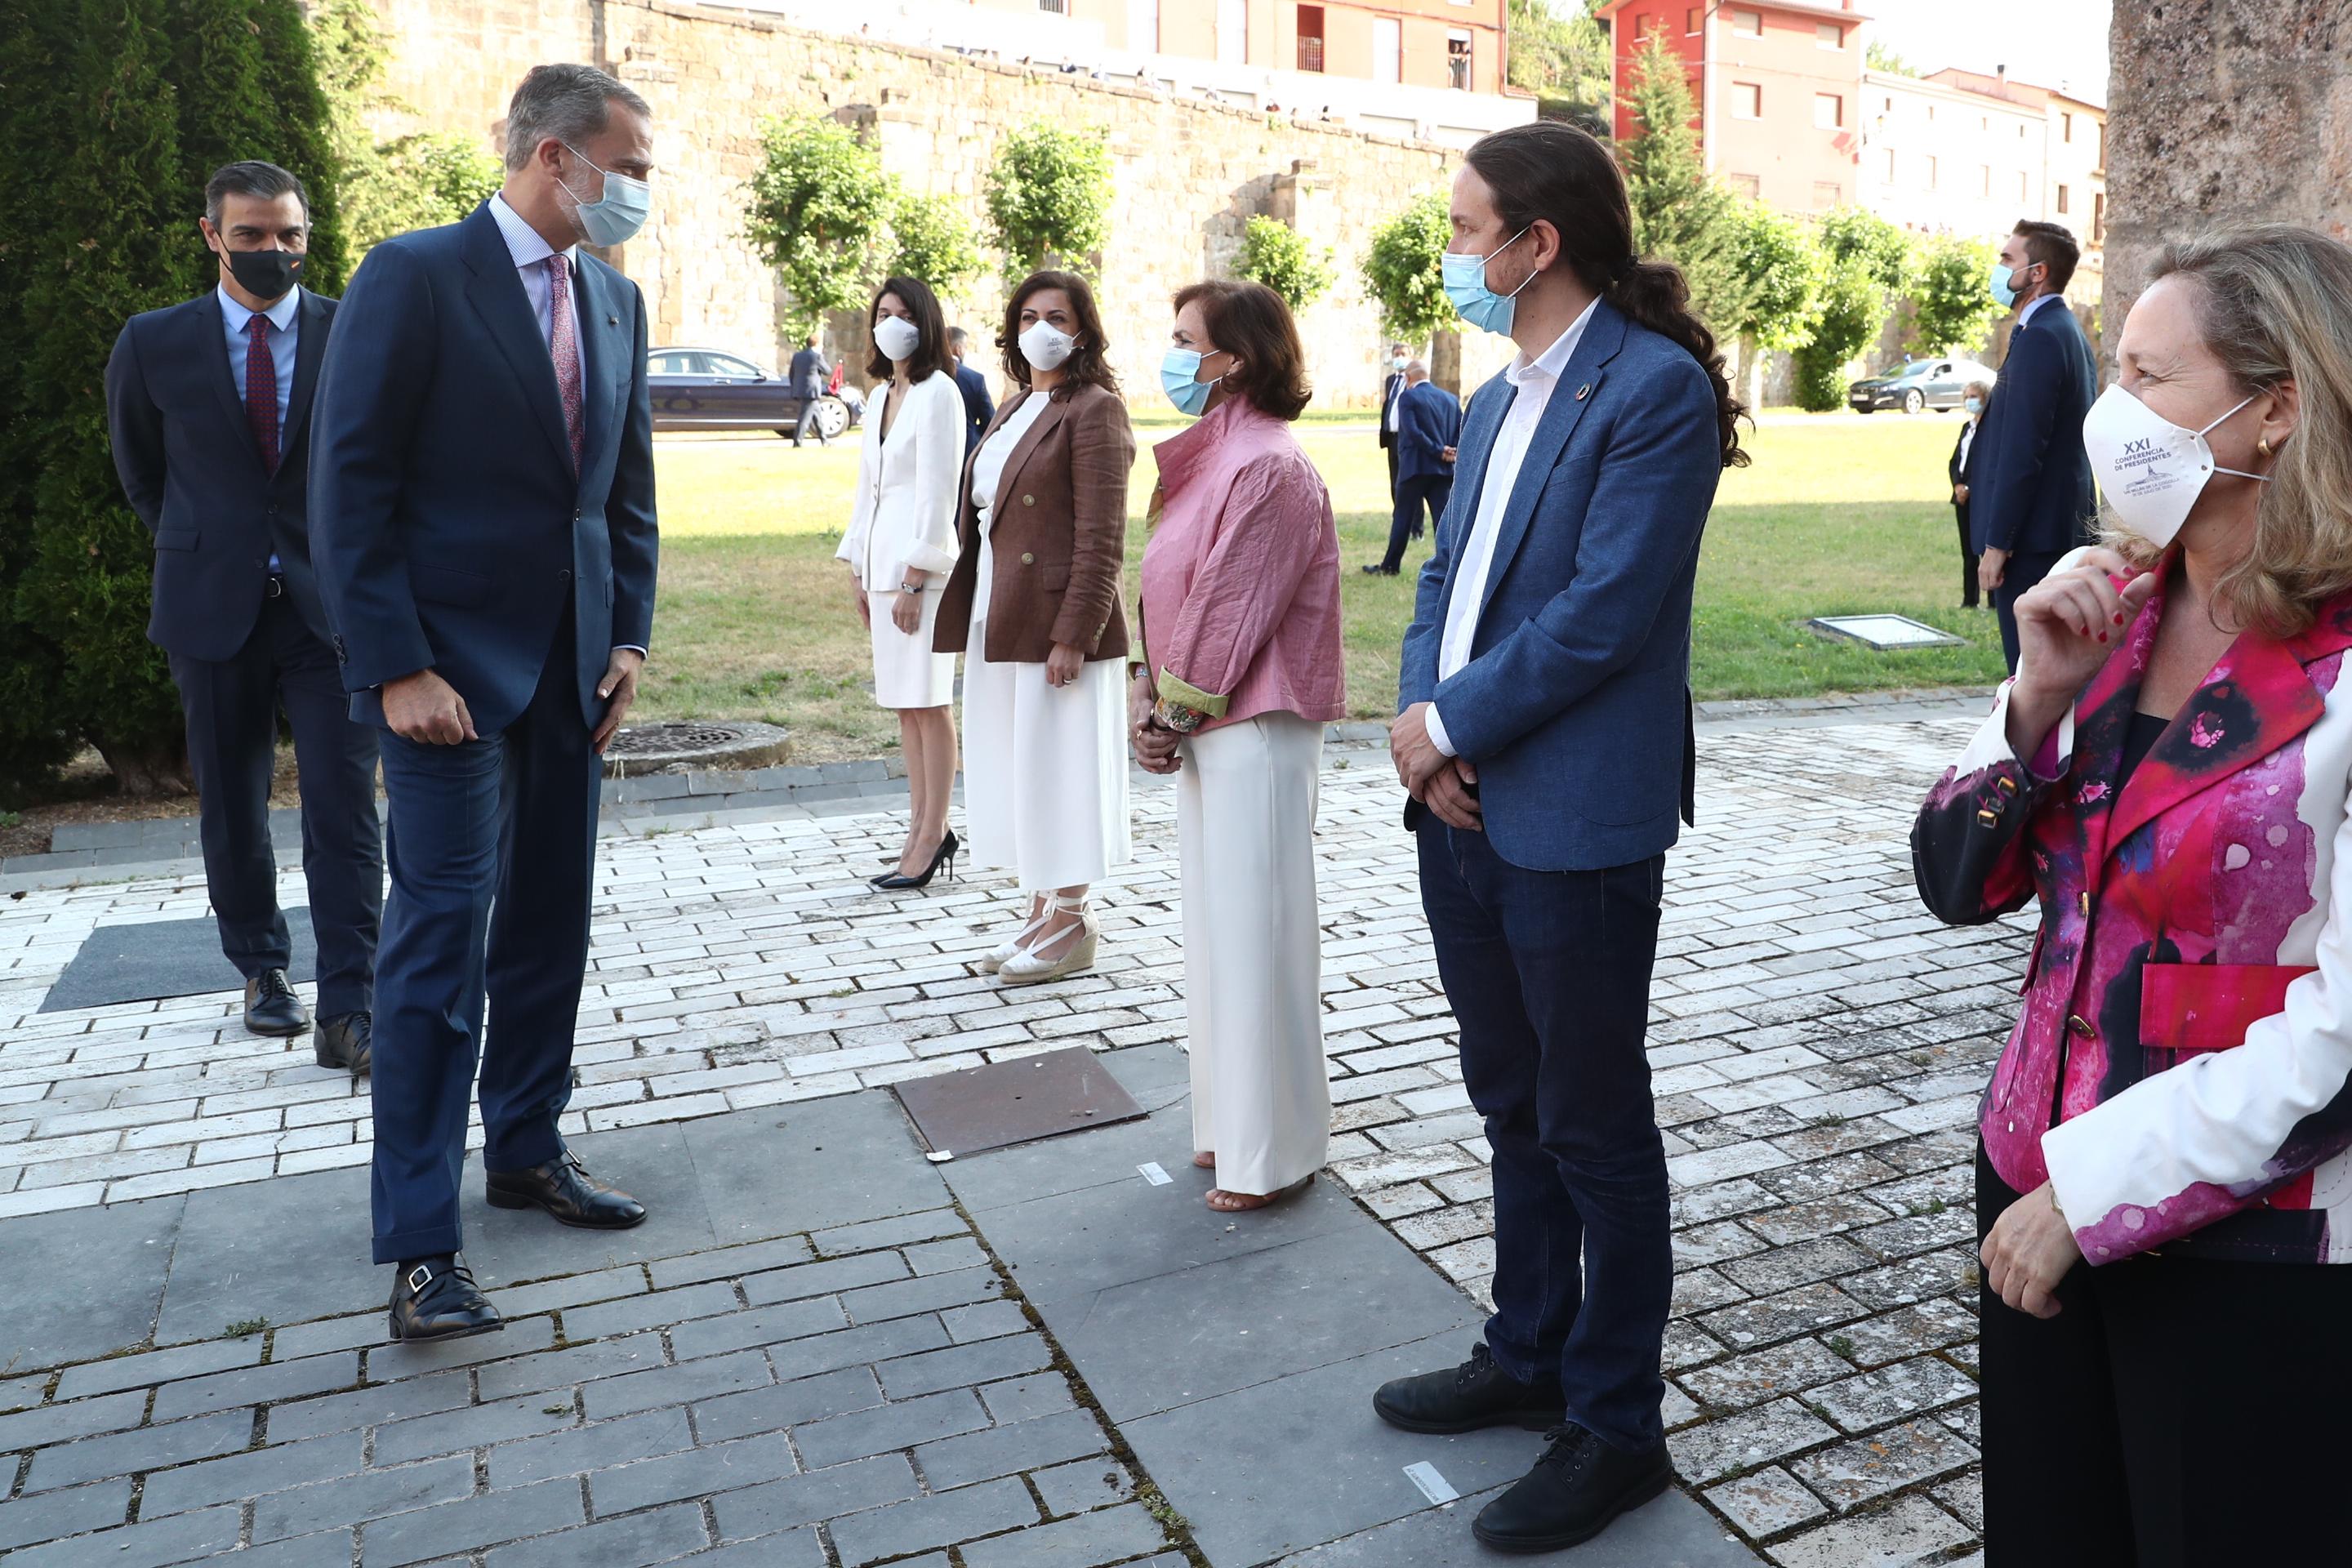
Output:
[1912, 226, 2352, 1565]
[1130, 280, 1345, 1214]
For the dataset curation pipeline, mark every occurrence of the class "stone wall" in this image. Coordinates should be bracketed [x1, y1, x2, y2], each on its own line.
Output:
[2100, 1, 2352, 365]
[360, 0, 1520, 405]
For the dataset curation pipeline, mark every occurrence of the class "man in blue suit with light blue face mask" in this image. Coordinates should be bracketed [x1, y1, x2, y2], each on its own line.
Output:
[1371, 122, 1740, 1555]
[310, 63, 661, 1342]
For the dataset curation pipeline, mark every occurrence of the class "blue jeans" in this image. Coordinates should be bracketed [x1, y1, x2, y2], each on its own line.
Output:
[1417, 822, 1672, 1452]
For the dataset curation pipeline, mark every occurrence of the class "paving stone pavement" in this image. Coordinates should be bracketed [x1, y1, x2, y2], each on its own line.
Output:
[0, 710, 2021, 1566]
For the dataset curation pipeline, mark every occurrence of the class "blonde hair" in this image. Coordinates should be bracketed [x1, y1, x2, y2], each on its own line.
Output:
[2107, 225, 2352, 637]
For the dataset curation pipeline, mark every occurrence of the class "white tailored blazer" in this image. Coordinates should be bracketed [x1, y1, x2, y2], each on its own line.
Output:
[834, 371, 965, 589]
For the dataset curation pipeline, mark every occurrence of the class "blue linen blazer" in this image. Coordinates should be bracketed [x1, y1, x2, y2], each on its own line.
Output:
[307, 203, 659, 734]
[1399, 299, 1725, 871]
[1396, 380, 1463, 487]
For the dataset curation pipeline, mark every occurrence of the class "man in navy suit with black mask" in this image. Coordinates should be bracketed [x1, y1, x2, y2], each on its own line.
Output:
[310, 64, 661, 1341]
[107, 161, 381, 1066]
[1971, 219, 2099, 673]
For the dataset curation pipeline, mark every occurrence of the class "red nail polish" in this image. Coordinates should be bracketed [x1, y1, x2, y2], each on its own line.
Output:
[2113, 613, 2124, 626]
[2099, 631, 2109, 642]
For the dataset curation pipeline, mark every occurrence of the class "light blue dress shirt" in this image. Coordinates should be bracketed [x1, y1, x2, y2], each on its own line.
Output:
[220, 283, 299, 573]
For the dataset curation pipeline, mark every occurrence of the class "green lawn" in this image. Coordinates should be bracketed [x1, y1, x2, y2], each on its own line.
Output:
[642, 413, 2004, 761]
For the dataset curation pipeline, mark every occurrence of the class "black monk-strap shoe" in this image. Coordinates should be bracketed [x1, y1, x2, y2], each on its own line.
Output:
[1472, 1423, 1674, 1554]
[1371, 1343, 1567, 1435]
[388, 1254, 502, 1343]
[485, 1147, 648, 1230]
[315, 1012, 372, 1076]
[243, 969, 309, 1036]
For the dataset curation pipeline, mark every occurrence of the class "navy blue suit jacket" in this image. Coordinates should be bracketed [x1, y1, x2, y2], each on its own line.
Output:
[106, 288, 336, 662]
[308, 203, 658, 733]
[1377, 371, 1405, 449]
[1396, 380, 1461, 486]
[954, 362, 995, 454]
[789, 346, 828, 401]
[1400, 300, 1723, 871]
[1971, 299, 2098, 558]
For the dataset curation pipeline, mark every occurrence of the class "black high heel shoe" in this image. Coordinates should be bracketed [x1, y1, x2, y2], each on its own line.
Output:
[873, 830, 959, 892]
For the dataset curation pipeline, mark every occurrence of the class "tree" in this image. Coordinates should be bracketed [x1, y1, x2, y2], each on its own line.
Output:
[1361, 191, 1454, 345]
[310, 0, 501, 256]
[1819, 205, 1916, 297]
[881, 189, 984, 298]
[1910, 235, 2004, 355]
[745, 114, 895, 338]
[1726, 201, 1825, 354]
[1619, 30, 1756, 339]
[1507, 0, 1610, 122]
[1865, 39, 1915, 76]
[1235, 215, 1336, 312]
[982, 122, 1113, 277]
[1788, 209, 1917, 411]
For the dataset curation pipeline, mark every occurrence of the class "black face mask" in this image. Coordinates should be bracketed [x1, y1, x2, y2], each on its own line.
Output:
[220, 247, 304, 301]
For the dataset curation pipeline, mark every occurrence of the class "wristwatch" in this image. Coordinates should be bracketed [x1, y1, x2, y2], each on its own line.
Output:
[898, 580, 925, 595]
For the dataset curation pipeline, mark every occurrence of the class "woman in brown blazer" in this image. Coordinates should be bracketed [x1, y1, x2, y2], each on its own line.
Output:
[934, 270, 1138, 984]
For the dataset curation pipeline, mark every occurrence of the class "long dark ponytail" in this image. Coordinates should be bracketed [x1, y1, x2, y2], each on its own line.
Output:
[1463, 122, 1748, 470]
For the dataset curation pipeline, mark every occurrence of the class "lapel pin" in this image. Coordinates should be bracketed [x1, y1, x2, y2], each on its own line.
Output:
[1575, 384, 1592, 401]
[607, 315, 619, 326]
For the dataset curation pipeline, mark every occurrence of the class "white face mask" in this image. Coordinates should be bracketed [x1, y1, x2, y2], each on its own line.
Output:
[1018, 321, 1076, 372]
[872, 315, 921, 363]
[2082, 384, 2270, 549]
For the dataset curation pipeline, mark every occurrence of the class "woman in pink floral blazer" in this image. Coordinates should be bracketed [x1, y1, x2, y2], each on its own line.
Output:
[1913, 226, 2352, 1566]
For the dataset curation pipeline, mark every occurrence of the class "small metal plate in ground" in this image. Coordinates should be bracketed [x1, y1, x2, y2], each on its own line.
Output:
[894, 1046, 1147, 1158]
[41, 910, 315, 1013]
[1809, 612, 1967, 650]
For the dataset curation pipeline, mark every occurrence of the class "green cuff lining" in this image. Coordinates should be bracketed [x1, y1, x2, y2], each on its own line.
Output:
[1156, 670, 1229, 719]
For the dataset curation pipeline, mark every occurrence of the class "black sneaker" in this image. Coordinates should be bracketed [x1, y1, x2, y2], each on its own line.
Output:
[1371, 1343, 1566, 1434]
[1473, 1423, 1673, 1553]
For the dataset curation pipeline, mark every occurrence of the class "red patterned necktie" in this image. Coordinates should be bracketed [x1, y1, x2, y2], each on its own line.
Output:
[243, 313, 278, 472]
[546, 255, 584, 473]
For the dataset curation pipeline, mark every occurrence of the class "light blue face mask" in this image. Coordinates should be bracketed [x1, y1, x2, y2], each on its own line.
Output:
[1442, 227, 1533, 336]
[1160, 347, 1224, 417]
[558, 141, 652, 247]
[1963, 397, 1984, 415]
[1989, 256, 2030, 310]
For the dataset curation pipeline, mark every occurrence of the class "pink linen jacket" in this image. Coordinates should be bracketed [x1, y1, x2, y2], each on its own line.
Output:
[1913, 555, 2352, 1264]
[1138, 397, 1344, 733]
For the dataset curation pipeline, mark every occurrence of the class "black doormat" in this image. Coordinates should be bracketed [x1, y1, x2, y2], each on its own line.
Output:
[40, 909, 316, 1014]
[894, 1045, 1147, 1159]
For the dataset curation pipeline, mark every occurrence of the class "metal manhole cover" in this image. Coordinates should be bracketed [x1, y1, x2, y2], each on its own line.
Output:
[608, 723, 751, 754]
[602, 719, 795, 777]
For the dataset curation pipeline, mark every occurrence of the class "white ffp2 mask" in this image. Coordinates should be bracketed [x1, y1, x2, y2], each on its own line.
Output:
[2082, 384, 2269, 548]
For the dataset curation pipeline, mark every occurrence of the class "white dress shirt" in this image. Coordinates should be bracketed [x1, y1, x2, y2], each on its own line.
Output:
[2019, 292, 2062, 328]
[1386, 373, 1405, 434]
[219, 283, 301, 572]
[968, 390, 1051, 626]
[1425, 298, 1600, 758]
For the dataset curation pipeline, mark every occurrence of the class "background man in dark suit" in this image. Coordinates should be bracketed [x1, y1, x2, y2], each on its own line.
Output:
[105, 161, 381, 1065]
[1377, 341, 1408, 502]
[310, 63, 661, 1342]
[1971, 220, 2099, 671]
[1366, 359, 1459, 576]
[790, 332, 831, 447]
[949, 326, 994, 455]
[1949, 379, 1990, 609]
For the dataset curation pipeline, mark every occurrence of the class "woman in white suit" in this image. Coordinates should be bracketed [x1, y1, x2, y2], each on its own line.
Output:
[835, 276, 967, 889]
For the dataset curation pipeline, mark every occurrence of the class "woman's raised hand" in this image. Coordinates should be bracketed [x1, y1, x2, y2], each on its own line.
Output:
[2014, 548, 2159, 704]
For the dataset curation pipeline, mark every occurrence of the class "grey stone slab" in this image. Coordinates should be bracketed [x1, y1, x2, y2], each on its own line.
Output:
[484, 1502, 711, 1568]
[252, 1453, 476, 1541]
[914, 1407, 1109, 1491]
[464, 1123, 719, 1285]
[139, 1428, 367, 1517]
[1269, 1486, 1762, 1568]
[273, 1311, 396, 1363]
[358, 1475, 586, 1566]
[53, 1336, 263, 1402]
[150, 1348, 361, 1421]
[367, 1318, 558, 1381]
[942, 1301, 1030, 1344]
[192, 1531, 359, 1568]
[581, 1348, 773, 1420]
[939, 1102, 1193, 1218]
[265, 1367, 472, 1443]
[0, 1195, 185, 1372]
[666, 1526, 828, 1567]
[562, 1281, 740, 1341]
[967, 1154, 1361, 1305]
[1032, 1456, 1136, 1518]
[0, 1503, 241, 1568]
[22, 1410, 252, 1493]
[875, 1332, 1055, 1401]
[373, 1391, 581, 1463]
[826, 1475, 1040, 1567]
[808, 1208, 970, 1258]
[153, 1165, 379, 1344]
[977, 1373, 1077, 1425]
[682, 1094, 949, 1245]
[792, 1388, 990, 1471]
[905, 1236, 990, 1276]
[667, 1294, 848, 1362]
[691, 1365, 884, 1444]
[763, 1315, 952, 1385]
[710, 1452, 921, 1542]
[1117, 1334, 1560, 1568]
[38, 910, 315, 1012]
[0, 1390, 148, 1453]
[737, 1250, 910, 1307]
[488, 1405, 693, 1489]
[0, 1373, 47, 1414]
[650, 1235, 817, 1290]
[958, 1501, 1169, 1568]
[586, 1430, 800, 1517]
[497, 1265, 648, 1319]
[474, 1332, 666, 1401]
[840, 1264, 1005, 1325]
[1037, 1223, 1481, 1422]
[0, 1480, 130, 1553]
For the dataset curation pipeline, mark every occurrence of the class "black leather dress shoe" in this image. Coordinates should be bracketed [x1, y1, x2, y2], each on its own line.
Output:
[388, 1254, 502, 1343]
[243, 969, 309, 1036]
[1473, 1424, 1673, 1553]
[1372, 1343, 1566, 1434]
[316, 1012, 372, 1076]
[485, 1148, 647, 1229]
